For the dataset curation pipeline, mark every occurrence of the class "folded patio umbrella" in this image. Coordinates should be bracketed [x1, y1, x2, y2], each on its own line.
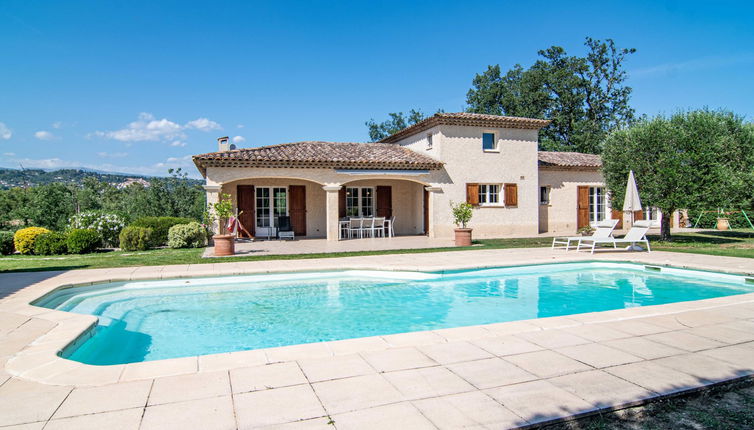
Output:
[623, 170, 644, 250]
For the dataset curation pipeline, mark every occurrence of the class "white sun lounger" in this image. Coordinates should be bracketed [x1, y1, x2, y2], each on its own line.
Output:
[551, 219, 619, 251]
[577, 221, 652, 254]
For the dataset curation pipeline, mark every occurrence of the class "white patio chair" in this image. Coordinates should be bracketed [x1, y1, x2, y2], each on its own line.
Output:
[552, 219, 619, 251]
[577, 220, 652, 254]
[348, 218, 363, 239]
[370, 217, 385, 238]
[388, 216, 395, 237]
[361, 217, 375, 238]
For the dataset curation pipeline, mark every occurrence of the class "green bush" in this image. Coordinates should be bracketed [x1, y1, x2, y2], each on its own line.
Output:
[131, 216, 193, 246]
[167, 222, 207, 249]
[686, 209, 754, 229]
[119, 226, 153, 251]
[13, 227, 51, 255]
[66, 229, 102, 254]
[0, 231, 14, 255]
[33, 232, 69, 255]
[68, 211, 127, 248]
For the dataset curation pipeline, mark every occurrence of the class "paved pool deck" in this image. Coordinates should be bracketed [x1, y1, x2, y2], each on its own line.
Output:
[0, 248, 753, 429]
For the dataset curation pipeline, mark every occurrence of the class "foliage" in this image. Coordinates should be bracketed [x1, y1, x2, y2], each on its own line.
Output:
[0, 167, 197, 190]
[602, 109, 754, 240]
[450, 202, 474, 228]
[209, 193, 235, 235]
[131, 216, 193, 246]
[365, 109, 442, 141]
[466, 37, 636, 154]
[577, 226, 595, 235]
[687, 209, 754, 229]
[69, 211, 126, 248]
[167, 222, 207, 249]
[119, 226, 153, 251]
[33, 232, 69, 255]
[66, 229, 102, 254]
[13, 227, 51, 255]
[29, 183, 77, 230]
[0, 231, 14, 255]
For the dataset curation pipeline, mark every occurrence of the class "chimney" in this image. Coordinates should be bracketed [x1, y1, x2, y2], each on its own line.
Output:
[217, 136, 233, 152]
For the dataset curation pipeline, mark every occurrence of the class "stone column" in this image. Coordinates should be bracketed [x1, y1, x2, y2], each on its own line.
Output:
[424, 186, 443, 239]
[204, 185, 222, 234]
[323, 185, 342, 241]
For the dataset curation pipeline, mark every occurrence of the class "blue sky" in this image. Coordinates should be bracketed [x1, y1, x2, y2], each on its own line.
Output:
[1, 1, 752, 178]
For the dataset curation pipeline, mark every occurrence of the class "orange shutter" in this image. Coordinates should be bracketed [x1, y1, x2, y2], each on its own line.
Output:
[504, 183, 518, 207]
[611, 209, 624, 229]
[466, 183, 479, 206]
[577, 186, 590, 229]
[633, 210, 644, 221]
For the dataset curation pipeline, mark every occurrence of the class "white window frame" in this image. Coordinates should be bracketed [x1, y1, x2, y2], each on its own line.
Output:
[255, 186, 288, 229]
[426, 132, 433, 150]
[482, 131, 498, 152]
[588, 186, 609, 225]
[644, 207, 662, 227]
[345, 187, 374, 217]
[539, 186, 550, 205]
[478, 183, 502, 206]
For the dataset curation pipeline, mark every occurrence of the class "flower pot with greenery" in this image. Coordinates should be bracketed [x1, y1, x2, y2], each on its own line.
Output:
[577, 226, 595, 236]
[451, 201, 474, 246]
[210, 194, 236, 256]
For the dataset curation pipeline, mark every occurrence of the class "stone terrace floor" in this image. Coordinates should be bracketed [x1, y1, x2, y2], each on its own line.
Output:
[0, 248, 753, 429]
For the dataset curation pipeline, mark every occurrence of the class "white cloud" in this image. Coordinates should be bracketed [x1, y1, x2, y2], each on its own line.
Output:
[232, 135, 246, 144]
[34, 130, 56, 140]
[97, 152, 128, 158]
[170, 140, 187, 147]
[51, 121, 63, 129]
[0, 122, 12, 140]
[236, 124, 245, 129]
[185, 117, 222, 132]
[94, 112, 185, 142]
[3, 152, 15, 157]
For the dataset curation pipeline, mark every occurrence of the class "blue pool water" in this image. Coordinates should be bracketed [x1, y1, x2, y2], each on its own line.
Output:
[34, 262, 752, 365]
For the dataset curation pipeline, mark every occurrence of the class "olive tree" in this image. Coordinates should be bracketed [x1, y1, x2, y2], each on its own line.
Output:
[602, 110, 754, 241]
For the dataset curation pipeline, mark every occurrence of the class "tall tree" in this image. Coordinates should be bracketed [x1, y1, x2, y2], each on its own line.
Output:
[365, 109, 438, 141]
[466, 37, 636, 153]
[602, 110, 754, 241]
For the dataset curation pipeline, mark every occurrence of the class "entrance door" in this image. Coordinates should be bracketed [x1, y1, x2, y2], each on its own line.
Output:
[577, 186, 589, 229]
[237, 185, 255, 238]
[289, 185, 307, 236]
[376, 186, 392, 218]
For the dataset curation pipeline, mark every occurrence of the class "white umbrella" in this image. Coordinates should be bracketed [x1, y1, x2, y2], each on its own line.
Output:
[622, 170, 644, 251]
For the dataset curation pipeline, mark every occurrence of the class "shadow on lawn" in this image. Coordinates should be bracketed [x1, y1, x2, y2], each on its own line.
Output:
[0, 269, 81, 299]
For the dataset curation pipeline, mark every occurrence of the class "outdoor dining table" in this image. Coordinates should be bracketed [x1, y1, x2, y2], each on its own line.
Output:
[339, 217, 393, 240]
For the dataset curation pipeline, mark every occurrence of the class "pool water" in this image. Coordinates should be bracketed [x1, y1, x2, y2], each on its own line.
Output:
[34, 262, 752, 365]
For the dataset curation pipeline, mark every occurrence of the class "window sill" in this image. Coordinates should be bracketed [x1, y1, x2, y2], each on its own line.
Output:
[479, 204, 505, 208]
[482, 149, 500, 153]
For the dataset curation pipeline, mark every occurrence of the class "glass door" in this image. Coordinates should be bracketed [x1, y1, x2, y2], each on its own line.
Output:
[256, 187, 287, 235]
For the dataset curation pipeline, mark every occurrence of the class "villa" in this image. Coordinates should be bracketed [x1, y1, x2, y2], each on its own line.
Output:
[193, 112, 674, 240]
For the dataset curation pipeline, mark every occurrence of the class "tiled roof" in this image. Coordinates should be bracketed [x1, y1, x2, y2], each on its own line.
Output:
[538, 151, 602, 169]
[380, 112, 551, 143]
[193, 141, 444, 175]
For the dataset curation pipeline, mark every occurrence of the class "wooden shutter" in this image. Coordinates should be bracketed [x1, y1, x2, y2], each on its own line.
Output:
[338, 187, 346, 218]
[611, 209, 624, 229]
[504, 183, 518, 207]
[466, 183, 479, 206]
[236, 185, 255, 238]
[633, 210, 644, 221]
[289, 185, 306, 236]
[423, 189, 429, 235]
[577, 186, 589, 229]
[376, 186, 392, 218]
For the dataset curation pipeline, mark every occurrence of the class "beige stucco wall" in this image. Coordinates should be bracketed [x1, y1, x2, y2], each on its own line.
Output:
[342, 179, 425, 235]
[538, 168, 611, 235]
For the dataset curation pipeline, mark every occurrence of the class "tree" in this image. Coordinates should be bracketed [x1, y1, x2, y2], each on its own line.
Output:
[365, 109, 435, 141]
[602, 110, 754, 241]
[466, 37, 636, 153]
[29, 183, 76, 230]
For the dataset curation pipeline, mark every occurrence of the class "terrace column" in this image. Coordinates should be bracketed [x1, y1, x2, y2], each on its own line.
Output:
[323, 185, 342, 241]
[425, 186, 443, 239]
[204, 185, 222, 234]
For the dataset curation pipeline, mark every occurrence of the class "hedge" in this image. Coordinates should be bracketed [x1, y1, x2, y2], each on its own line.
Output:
[34, 232, 69, 255]
[13, 227, 51, 255]
[167, 222, 207, 249]
[119, 226, 153, 251]
[686, 209, 754, 229]
[66, 229, 102, 254]
[0, 231, 14, 255]
[130, 216, 193, 246]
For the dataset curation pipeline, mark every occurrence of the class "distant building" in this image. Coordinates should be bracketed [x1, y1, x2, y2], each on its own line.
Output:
[116, 178, 151, 189]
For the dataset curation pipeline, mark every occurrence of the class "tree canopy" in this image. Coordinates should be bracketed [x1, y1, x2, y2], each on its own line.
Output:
[602, 109, 754, 240]
[466, 37, 636, 154]
[365, 109, 441, 141]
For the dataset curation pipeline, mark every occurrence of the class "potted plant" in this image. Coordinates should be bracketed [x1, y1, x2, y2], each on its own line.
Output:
[451, 201, 474, 246]
[577, 225, 595, 236]
[716, 209, 730, 231]
[210, 193, 236, 256]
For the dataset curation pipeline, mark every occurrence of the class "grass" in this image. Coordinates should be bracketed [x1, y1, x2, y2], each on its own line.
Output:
[548, 378, 754, 430]
[0, 230, 751, 273]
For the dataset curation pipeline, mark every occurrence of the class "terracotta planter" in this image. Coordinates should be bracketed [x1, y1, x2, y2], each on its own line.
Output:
[716, 218, 730, 231]
[213, 234, 235, 256]
[454, 228, 473, 247]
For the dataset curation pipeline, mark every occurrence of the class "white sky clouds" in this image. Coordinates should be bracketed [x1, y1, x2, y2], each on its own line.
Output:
[232, 135, 246, 144]
[0, 122, 12, 140]
[93, 112, 222, 144]
[170, 140, 187, 147]
[185, 118, 222, 132]
[96, 152, 129, 158]
[34, 130, 56, 140]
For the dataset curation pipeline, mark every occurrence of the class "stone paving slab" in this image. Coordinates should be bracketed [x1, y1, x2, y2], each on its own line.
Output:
[1, 248, 754, 429]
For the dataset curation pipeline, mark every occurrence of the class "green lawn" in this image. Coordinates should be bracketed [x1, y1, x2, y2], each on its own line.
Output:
[0, 230, 751, 273]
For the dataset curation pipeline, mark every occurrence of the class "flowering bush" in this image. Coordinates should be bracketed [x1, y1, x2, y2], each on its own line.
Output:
[69, 211, 126, 248]
[13, 227, 51, 255]
[167, 222, 207, 249]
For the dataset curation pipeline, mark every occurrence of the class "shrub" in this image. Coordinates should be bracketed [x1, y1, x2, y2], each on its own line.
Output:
[33, 232, 69, 255]
[0, 231, 14, 255]
[68, 211, 126, 248]
[131, 216, 193, 246]
[66, 229, 102, 254]
[119, 226, 153, 251]
[168, 222, 207, 249]
[13, 227, 51, 255]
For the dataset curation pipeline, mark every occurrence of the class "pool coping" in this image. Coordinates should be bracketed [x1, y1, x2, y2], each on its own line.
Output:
[2, 249, 753, 387]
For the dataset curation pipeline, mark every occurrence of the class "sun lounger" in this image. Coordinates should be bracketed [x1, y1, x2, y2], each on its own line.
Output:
[551, 219, 619, 250]
[577, 221, 651, 254]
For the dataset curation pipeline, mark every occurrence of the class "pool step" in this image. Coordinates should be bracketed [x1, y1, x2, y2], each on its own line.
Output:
[644, 265, 663, 273]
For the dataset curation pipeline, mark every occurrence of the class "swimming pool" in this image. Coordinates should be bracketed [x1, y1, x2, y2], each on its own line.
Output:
[34, 262, 753, 365]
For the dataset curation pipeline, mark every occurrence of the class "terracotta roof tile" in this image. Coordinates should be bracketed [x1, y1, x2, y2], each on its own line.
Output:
[380, 112, 551, 143]
[193, 141, 443, 175]
[538, 151, 602, 169]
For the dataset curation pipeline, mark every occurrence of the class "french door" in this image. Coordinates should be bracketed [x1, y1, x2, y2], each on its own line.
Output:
[256, 187, 287, 229]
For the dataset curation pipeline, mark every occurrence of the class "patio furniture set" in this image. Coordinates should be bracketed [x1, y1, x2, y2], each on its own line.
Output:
[339, 216, 395, 240]
[552, 219, 652, 253]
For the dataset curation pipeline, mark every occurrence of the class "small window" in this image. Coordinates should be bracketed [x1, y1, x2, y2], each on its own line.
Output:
[482, 132, 497, 151]
[426, 133, 433, 149]
[539, 186, 550, 205]
[478, 184, 501, 205]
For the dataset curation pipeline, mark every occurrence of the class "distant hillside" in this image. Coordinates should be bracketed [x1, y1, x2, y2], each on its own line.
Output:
[0, 168, 203, 189]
